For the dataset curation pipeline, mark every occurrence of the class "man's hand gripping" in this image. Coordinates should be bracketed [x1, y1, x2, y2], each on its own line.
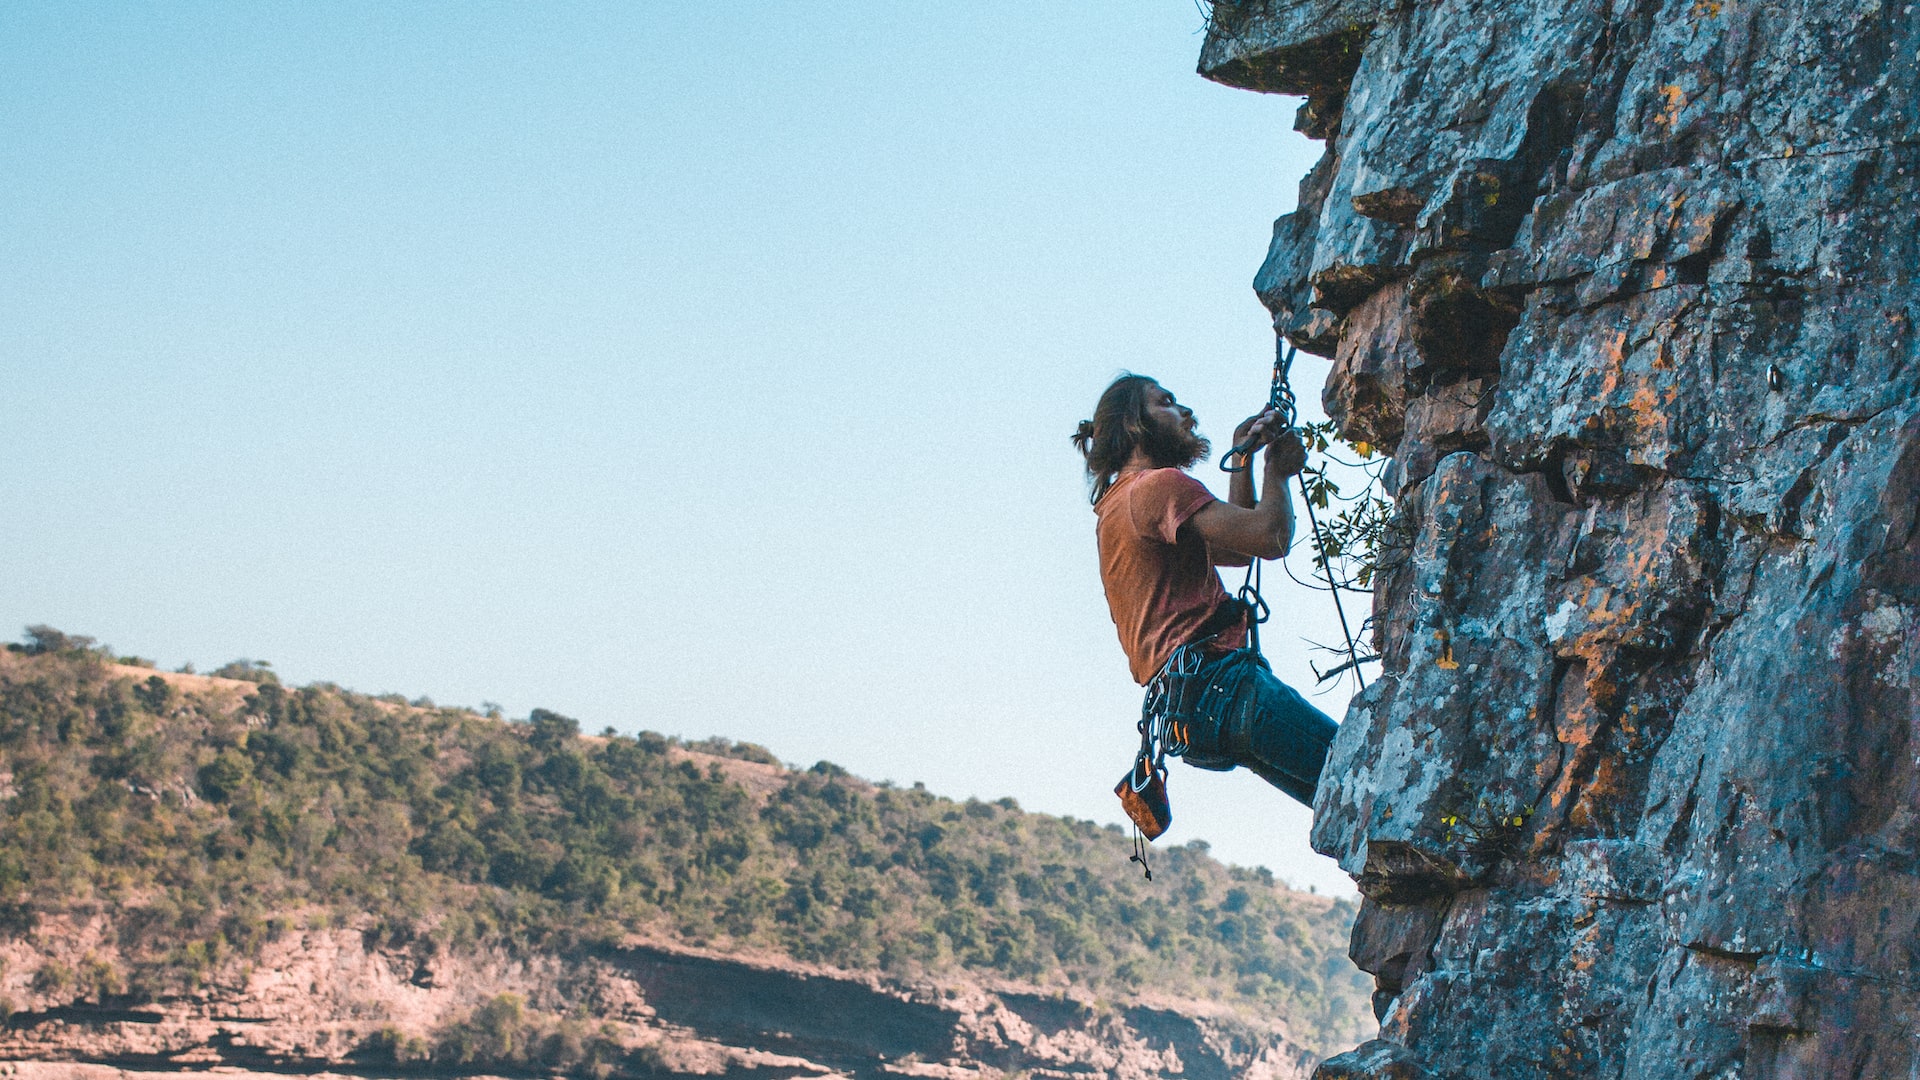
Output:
[1231, 406, 1307, 478]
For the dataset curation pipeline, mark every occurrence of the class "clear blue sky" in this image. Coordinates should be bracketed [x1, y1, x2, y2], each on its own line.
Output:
[0, 3, 1355, 893]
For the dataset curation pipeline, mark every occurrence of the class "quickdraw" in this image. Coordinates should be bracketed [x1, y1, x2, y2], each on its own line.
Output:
[1218, 344, 1298, 475]
[1138, 642, 1205, 764]
[1219, 340, 1368, 693]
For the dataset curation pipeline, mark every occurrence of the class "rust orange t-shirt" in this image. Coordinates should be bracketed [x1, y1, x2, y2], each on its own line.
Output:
[1095, 467, 1247, 684]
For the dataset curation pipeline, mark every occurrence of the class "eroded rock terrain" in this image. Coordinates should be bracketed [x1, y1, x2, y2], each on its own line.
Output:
[0, 920, 1316, 1080]
[1202, 0, 1918, 1075]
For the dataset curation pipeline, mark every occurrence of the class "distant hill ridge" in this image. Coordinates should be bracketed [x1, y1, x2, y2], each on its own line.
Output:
[0, 633, 1369, 1077]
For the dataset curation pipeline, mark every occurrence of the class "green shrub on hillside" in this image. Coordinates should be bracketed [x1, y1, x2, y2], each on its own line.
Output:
[431, 992, 625, 1078]
[208, 659, 279, 685]
[0, 644, 1370, 1049]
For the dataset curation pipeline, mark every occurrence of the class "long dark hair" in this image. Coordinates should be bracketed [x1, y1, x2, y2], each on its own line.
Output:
[1072, 374, 1206, 504]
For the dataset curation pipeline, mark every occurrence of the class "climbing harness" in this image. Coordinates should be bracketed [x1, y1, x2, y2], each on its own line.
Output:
[1218, 340, 1368, 694]
[1118, 596, 1266, 879]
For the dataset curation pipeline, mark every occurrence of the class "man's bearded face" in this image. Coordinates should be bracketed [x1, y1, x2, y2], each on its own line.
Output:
[1142, 397, 1210, 470]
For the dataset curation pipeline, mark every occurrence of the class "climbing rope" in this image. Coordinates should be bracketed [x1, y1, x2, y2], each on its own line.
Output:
[1219, 341, 1369, 692]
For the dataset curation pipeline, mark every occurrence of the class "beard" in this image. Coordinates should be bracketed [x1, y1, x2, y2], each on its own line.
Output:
[1143, 418, 1210, 470]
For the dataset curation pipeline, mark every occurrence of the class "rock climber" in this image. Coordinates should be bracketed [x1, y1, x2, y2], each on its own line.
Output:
[1073, 374, 1337, 807]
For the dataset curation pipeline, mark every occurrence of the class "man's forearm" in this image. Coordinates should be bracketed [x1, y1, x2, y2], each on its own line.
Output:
[1228, 462, 1256, 509]
[1262, 454, 1297, 553]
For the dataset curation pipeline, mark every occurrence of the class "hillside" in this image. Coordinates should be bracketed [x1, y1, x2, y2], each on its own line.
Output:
[0, 635, 1369, 1077]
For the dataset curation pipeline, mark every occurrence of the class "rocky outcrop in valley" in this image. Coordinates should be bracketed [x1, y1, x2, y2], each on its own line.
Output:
[0, 921, 1314, 1080]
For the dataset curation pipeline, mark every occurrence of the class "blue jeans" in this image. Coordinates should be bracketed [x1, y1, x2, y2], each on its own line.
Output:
[1166, 648, 1337, 807]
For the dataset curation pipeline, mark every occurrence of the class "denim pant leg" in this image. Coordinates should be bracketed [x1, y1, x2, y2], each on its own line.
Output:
[1228, 663, 1337, 808]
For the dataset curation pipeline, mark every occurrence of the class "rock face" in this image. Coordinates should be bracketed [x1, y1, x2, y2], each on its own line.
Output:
[1202, 1, 1919, 1076]
[0, 924, 1317, 1080]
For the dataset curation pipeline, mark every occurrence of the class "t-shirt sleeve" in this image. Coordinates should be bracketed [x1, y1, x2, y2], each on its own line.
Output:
[1127, 469, 1217, 544]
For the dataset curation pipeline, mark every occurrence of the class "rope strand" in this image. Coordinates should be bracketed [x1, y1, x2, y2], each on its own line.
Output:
[1221, 340, 1368, 692]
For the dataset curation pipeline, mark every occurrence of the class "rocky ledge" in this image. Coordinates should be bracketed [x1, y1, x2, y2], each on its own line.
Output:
[0, 920, 1316, 1080]
[1202, 0, 1918, 1076]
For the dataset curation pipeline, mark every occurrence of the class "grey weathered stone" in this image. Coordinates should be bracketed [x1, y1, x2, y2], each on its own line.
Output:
[1203, 0, 1920, 1075]
[1310, 1037, 1436, 1080]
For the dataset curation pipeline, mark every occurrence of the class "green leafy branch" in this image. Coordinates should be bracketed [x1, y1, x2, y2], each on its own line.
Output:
[1289, 421, 1409, 596]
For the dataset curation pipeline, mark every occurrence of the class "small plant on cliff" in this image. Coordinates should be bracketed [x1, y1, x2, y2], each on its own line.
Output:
[1436, 799, 1536, 865]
